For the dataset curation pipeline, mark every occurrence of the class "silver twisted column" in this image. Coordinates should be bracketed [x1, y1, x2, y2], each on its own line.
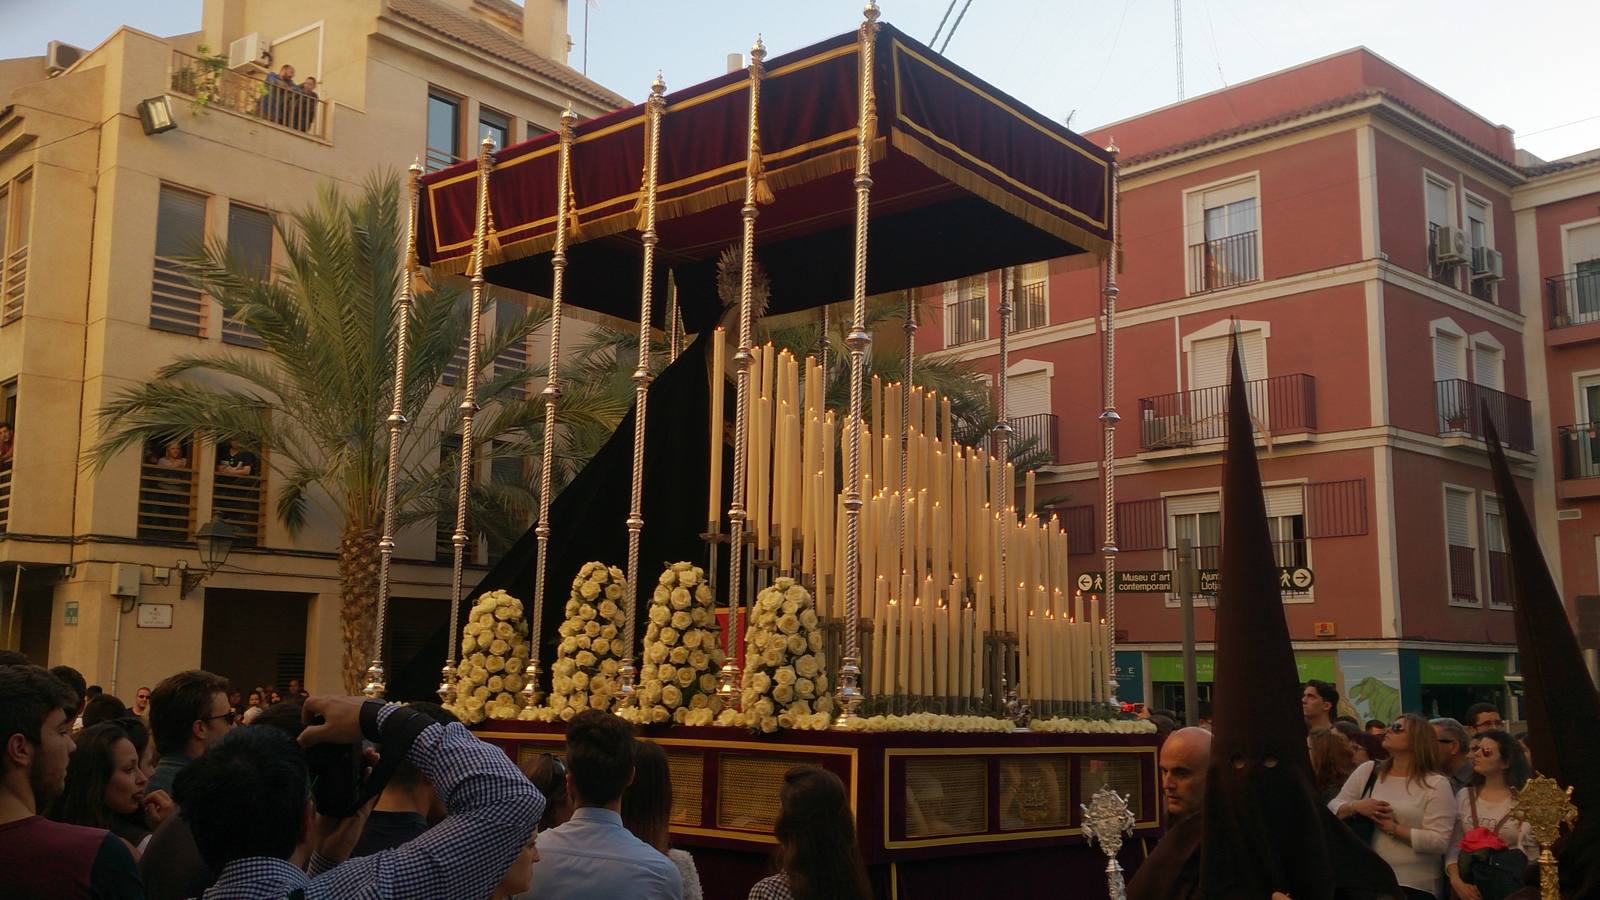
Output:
[1100, 144, 1121, 709]
[366, 161, 423, 699]
[440, 137, 496, 704]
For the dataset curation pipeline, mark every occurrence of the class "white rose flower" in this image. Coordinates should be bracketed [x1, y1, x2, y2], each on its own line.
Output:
[604, 584, 623, 601]
[658, 663, 676, 682]
[601, 624, 618, 640]
[795, 655, 820, 678]
[675, 668, 695, 688]
[761, 648, 783, 667]
[795, 677, 815, 697]
[699, 674, 718, 693]
[774, 667, 797, 686]
[760, 716, 779, 734]
[599, 600, 620, 620]
[809, 632, 824, 653]
[773, 684, 795, 704]
[689, 649, 709, 670]
[671, 611, 692, 630]
[661, 684, 683, 708]
[659, 570, 676, 585]
[660, 627, 678, 645]
[649, 606, 671, 626]
[670, 588, 691, 610]
[580, 582, 600, 600]
[786, 634, 808, 655]
[579, 605, 597, 621]
[650, 706, 670, 723]
[486, 656, 505, 673]
[753, 698, 775, 718]
[575, 635, 592, 651]
[777, 614, 800, 635]
[682, 630, 703, 650]
[647, 644, 668, 664]
[575, 650, 597, 668]
[690, 693, 709, 710]
[590, 694, 610, 711]
[668, 646, 689, 666]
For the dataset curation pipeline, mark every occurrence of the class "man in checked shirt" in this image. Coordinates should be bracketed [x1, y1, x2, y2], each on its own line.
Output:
[173, 695, 544, 899]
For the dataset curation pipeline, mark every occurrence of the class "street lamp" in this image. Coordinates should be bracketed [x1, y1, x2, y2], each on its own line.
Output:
[179, 516, 236, 599]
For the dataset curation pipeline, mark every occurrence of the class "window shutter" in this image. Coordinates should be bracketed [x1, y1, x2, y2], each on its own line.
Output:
[1484, 495, 1506, 552]
[1569, 223, 1600, 267]
[1165, 492, 1218, 518]
[1445, 490, 1472, 547]
[1191, 331, 1265, 389]
[1426, 179, 1452, 228]
[1473, 346, 1503, 390]
[1433, 332, 1463, 382]
[1263, 485, 1303, 519]
[1006, 370, 1051, 418]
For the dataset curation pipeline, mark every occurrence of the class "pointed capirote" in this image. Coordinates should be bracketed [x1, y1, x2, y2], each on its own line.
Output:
[1481, 409, 1599, 898]
[1193, 326, 1399, 899]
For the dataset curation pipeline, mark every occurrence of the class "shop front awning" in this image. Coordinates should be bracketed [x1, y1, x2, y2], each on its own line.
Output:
[416, 22, 1114, 331]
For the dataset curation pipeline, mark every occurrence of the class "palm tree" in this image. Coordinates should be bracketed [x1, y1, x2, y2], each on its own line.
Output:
[88, 176, 623, 690]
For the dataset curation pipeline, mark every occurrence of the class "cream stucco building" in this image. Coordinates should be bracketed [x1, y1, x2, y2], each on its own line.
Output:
[0, 0, 624, 695]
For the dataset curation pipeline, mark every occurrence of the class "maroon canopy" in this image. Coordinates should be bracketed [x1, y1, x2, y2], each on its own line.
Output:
[417, 22, 1113, 330]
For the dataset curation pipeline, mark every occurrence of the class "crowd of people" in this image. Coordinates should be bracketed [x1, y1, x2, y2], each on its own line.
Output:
[0, 652, 875, 900]
[1152, 676, 1537, 900]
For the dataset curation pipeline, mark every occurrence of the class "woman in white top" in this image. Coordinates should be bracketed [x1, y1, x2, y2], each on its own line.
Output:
[1446, 730, 1533, 900]
[1330, 712, 1458, 899]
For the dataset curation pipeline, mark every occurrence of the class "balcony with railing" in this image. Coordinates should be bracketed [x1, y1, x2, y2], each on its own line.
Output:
[212, 450, 265, 547]
[1448, 544, 1476, 604]
[1547, 268, 1600, 331]
[1486, 548, 1509, 607]
[1137, 373, 1316, 451]
[169, 51, 329, 141]
[944, 296, 987, 347]
[1012, 281, 1047, 332]
[1187, 231, 1259, 294]
[1433, 379, 1532, 452]
[2, 240, 26, 325]
[138, 458, 196, 542]
[1010, 413, 1058, 464]
[0, 458, 11, 532]
[1558, 423, 1600, 480]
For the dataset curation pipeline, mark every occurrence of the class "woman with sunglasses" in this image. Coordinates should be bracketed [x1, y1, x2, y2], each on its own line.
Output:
[1445, 731, 1532, 900]
[1330, 712, 1457, 899]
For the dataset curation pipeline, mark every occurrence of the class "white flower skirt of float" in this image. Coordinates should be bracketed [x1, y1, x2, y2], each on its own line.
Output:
[445, 589, 531, 724]
[1029, 717, 1158, 734]
[715, 575, 833, 733]
[523, 562, 628, 722]
[620, 562, 726, 726]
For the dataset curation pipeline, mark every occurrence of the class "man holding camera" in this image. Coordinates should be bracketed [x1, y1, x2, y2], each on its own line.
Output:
[175, 694, 543, 899]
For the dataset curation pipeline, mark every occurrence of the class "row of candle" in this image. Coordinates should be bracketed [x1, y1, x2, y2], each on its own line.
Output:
[705, 336, 1108, 705]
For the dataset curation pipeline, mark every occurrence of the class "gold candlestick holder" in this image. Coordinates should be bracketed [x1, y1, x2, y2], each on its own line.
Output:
[1512, 774, 1580, 900]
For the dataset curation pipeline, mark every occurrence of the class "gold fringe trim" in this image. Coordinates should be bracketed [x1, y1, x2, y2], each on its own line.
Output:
[888, 128, 1113, 261]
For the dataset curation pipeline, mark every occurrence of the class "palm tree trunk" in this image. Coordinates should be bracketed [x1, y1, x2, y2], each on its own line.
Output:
[339, 524, 381, 693]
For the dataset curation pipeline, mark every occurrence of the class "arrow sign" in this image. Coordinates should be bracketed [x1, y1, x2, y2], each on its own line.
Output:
[1076, 572, 1106, 593]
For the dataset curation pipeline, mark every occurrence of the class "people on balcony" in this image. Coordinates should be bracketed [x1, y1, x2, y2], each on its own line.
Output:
[0, 421, 12, 466]
[259, 64, 296, 126]
[290, 77, 319, 133]
[215, 440, 257, 477]
[152, 441, 189, 470]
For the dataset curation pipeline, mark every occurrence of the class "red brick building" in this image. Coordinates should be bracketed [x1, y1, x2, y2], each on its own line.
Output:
[917, 48, 1596, 724]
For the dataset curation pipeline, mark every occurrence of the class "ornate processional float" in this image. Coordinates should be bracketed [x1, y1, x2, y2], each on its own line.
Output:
[388, 6, 1156, 897]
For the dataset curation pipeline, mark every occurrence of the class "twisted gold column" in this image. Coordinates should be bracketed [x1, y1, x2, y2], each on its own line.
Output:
[366, 161, 423, 700]
[522, 106, 579, 706]
[834, 0, 879, 728]
[619, 75, 668, 707]
[719, 38, 767, 710]
[994, 266, 1014, 710]
[440, 137, 496, 704]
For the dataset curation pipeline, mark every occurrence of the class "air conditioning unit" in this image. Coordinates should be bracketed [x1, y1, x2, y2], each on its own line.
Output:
[228, 33, 271, 71]
[1142, 414, 1193, 449]
[1473, 247, 1504, 282]
[1434, 224, 1469, 265]
[45, 40, 86, 75]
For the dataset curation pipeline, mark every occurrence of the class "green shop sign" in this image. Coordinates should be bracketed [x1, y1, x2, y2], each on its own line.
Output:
[1148, 653, 1336, 684]
[1418, 654, 1506, 685]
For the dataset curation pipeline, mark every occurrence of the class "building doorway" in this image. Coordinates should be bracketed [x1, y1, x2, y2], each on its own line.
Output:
[201, 588, 308, 694]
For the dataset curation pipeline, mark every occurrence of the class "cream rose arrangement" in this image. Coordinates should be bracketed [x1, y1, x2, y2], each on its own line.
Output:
[445, 589, 530, 725]
[1028, 717, 1158, 735]
[541, 562, 628, 721]
[620, 562, 726, 727]
[841, 714, 1013, 734]
[715, 576, 832, 733]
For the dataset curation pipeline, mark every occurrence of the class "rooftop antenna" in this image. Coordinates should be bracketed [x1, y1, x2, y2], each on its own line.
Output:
[1174, 0, 1185, 99]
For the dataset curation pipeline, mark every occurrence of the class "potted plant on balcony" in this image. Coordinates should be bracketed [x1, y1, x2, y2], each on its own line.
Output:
[1443, 407, 1469, 433]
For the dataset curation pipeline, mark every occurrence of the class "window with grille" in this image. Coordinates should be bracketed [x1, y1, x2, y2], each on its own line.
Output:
[1484, 494, 1509, 608]
[1167, 493, 1221, 599]
[493, 298, 531, 397]
[426, 91, 462, 172]
[1265, 486, 1309, 577]
[1186, 177, 1260, 293]
[139, 435, 197, 541]
[437, 434, 462, 561]
[0, 379, 15, 533]
[943, 275, 987, 347]
[1445, 486, 1478, 605]
[223, 204, 271, 348]
[151, 186, 209, 336]
[1, 171, 32, 325]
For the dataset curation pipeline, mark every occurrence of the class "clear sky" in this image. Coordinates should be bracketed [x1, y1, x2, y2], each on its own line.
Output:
[4, 0, 1597, 161]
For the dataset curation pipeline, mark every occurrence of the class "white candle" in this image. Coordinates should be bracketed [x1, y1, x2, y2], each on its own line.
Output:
[887, 597, 901, 696]
[708, 328, 725, 525]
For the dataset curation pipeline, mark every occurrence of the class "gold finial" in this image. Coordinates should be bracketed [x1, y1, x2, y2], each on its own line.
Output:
[409, 157, 423, 175]
[651, 70, 666, 97]
[1512, 774, 1579, 900]
[864, 0, 881, 23]
[479, 135, 496, 160]
[560, 102, 578, 128]
[750, 35, 766, 63]
[1104, 135, 1120, 156]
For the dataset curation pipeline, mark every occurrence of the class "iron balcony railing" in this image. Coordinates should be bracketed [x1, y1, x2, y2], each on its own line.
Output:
[1547, 269, 1600, 330]
[1558, 424, 1600, 480]
[1138, 373, 1316, 450]
[1012, 281, 1047, 332]
[1010, 413, 1058, 464]
[1434, 379, 1533, 452]
[169, 50, 328, 140]
[1487, 548, 1510, 607]
[1448, 544, 1477, 603]
[0, 458, 11, 532]
[944, 295, 987, 347]
[1187, 230, 1259, 293]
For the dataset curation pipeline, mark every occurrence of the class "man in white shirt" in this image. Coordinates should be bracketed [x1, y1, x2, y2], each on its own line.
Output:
[525, 710, 682, 900]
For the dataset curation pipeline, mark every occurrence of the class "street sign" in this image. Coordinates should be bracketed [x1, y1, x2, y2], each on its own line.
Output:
[1116, 570, 1173, 593]
[1197, 567, 1314, 594]
[1076, 572, 1106, 593]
